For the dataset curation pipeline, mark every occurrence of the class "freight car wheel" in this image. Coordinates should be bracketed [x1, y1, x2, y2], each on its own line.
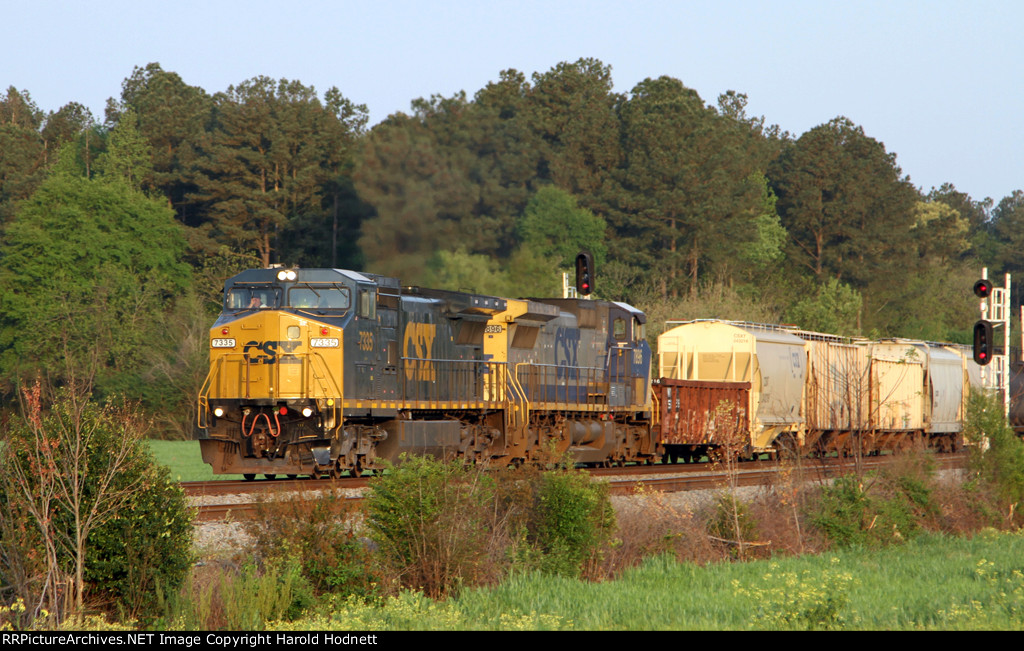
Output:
[243, 473, 256, 481]
[264, 474, 277, 480]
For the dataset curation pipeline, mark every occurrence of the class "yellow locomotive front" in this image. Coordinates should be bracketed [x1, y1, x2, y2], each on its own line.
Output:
[198, 268, 354, 478]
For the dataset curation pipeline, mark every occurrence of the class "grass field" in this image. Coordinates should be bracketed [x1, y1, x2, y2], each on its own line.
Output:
[146, 439, 245, 481]
[271, 531, 1024, 630]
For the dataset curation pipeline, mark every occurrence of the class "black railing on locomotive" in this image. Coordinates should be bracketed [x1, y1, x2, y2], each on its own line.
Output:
[398, 357, 617, 407]
[398, 357, 504, 403]
[515, 363, 615, 406]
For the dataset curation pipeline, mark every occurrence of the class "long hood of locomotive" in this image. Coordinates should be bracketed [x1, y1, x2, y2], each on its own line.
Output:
[206, 310, 344, 403]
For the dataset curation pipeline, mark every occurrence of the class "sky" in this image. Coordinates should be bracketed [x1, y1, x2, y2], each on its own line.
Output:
[6, 0, 1022, 204]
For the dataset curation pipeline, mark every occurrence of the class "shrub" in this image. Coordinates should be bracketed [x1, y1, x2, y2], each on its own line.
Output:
[366, 455, 503, 598]
[528, 470, 616, 578]
[0, 387, 193, 625]
[708, 492, 762, 558]
[244, 489, 377, 600]
[85, 459, 194, 622]
[165, 557, 312, 630]
[809, 471, 933, 549]
[963, 390, 1024, 525]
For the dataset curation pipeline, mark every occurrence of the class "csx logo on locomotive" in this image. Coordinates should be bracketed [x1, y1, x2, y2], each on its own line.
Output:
[243, 340, 302, 364]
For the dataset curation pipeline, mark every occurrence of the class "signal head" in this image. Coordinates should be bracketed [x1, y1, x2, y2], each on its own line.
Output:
[973, 319, 994, 366]
[575, 252, 595, 296]
[973, 279, 993, 298]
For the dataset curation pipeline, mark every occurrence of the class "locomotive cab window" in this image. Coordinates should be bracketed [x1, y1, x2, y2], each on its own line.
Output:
[226, 286, 279, 311]
[358, 289, 376, 319]
[288, 285, 350, 311]
[614, 317, 628, 341]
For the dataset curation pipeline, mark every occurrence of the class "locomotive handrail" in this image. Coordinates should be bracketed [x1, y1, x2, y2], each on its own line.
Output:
[398, 356, 506, 405]
[514, 362, 609, 407]
[506, 364, 529, 445]
[306, 352, 343, 435]
[197, 356, 223, 429]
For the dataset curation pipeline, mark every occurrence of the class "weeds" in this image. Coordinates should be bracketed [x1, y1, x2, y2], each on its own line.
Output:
[732, 558, 855, 630]
[244, 488, 377, 600]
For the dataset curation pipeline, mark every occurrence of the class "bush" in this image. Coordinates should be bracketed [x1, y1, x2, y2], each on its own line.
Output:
[244, 489, 377, 600]
[809, 471, 933, 549]
[164, 557, 313, 630]
[964, 390, 1024, 524]
[0, 387, 193, 625]
[527, 470, 616, 579]
[708, 492, 762, 558]
[364, 455, 620, 595]
[366, 455, 504, 598]
[86, 458, 194, 622]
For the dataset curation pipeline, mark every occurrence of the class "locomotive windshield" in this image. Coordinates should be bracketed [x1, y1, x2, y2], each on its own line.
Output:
[226, 285, 280, 311]
[287, 284, 351, 311]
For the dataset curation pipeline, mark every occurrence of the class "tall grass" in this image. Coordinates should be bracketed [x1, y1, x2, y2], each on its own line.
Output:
[268, 531, 1024, 630]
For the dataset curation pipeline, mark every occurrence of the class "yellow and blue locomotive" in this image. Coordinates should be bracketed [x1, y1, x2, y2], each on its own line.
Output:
[198, 267, 655, 478]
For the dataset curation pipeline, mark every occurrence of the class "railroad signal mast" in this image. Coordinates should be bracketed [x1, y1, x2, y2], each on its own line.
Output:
[974, 268, 1010, 417]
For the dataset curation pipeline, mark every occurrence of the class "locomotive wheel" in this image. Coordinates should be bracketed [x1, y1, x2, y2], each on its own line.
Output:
[243, 473, 256, 481]
[264, 474, 277, 480]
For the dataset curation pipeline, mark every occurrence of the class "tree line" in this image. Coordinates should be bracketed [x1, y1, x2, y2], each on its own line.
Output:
[1, 58, 1021, 429]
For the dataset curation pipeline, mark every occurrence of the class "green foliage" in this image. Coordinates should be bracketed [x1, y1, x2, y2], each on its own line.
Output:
[0, 170, 190, 396]
[85, 460, 194, 621]
[964, 390, 1024, 518]
[809, 472, 932, 549]
[366, 455, 501, 598]
[364, 455, 619, 596]
[770, 117, 919, 290]
[422, 247, 512, 296]
[192, 76, 367, 266]
[267, 534, 1024, 631]
[503, 246, 563, 298]
[244, 490, 378, 600]
[517, 185, 607, 267]
[735, 173, 787, 269]
[785, 277, 863, 335]
[0, 389, 193, 625]
[94, 107, 153, 190]
[708, 492, 760, 553]
[165, 558, 313, 631]
[732, 559, 854, 630]
[528, 470, 617, 578]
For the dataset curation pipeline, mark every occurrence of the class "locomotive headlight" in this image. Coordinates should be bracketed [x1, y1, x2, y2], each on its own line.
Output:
[277, 269, 298, 281]
[211, 338, 236, 348]
[213, 407, 225, 418]
[302, 407, 314, 418]
[310, 338, 340, 348]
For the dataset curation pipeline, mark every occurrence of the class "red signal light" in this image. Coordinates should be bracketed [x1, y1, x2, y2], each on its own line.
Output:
[575, 252, 595, 296]
[974, 279, 993, 298]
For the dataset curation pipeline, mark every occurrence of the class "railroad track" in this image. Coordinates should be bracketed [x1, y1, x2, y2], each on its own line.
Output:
[189, 452, 967, 523]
